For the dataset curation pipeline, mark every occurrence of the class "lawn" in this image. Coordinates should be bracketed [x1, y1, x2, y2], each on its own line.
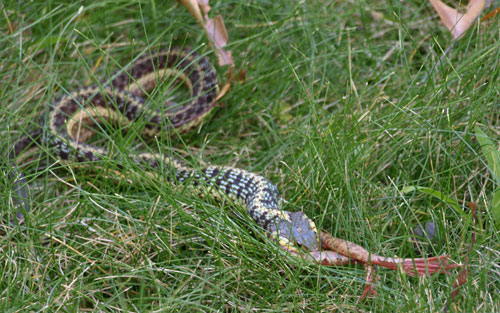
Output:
[1, 1, 499, 312]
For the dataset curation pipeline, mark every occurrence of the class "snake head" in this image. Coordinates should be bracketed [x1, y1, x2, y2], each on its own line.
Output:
[268, 211, 319, 251]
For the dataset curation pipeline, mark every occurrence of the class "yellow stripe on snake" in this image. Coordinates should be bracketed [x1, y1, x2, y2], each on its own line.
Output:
[8, 48, 319, 251]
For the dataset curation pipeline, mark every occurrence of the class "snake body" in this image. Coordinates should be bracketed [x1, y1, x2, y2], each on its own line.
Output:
[9, 48, 319, 251]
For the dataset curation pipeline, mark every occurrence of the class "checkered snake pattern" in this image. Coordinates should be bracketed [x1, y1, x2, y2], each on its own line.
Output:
[8, 48, 319, 251]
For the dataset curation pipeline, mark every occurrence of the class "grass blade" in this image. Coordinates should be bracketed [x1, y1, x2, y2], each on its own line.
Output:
[475, 126, 500, 228]
[475, 126, 500, 184]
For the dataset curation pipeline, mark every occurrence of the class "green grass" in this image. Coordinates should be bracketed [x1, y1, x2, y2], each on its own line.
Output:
[1, 1, 499, 311]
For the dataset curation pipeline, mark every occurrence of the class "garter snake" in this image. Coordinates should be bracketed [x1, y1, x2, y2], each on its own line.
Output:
[7, 47, 319, 251]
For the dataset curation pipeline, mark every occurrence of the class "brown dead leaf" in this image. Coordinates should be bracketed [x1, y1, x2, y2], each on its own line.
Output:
[482, 7, 500, 21]
[178, 0, 204, 26]
[178, 0, 234, 67]
[178, 0, 237, 104]
[215, 66, 233, 103]
[204, 15, 233, 66]
[429, 0, 490, 39]
[237, 68, 246, 82]
[197, 0, 210, 16]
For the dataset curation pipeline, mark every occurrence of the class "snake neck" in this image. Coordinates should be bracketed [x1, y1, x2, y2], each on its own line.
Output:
[165, 162, 319, 251]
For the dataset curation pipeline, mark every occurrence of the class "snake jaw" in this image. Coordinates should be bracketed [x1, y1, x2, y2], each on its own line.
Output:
[268, 211, 319, 251]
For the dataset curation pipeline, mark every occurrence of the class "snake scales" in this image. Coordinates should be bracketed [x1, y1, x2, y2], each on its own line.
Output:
[7, 47, 319, 251]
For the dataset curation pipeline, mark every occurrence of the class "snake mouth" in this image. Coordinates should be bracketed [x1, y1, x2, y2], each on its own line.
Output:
[269, 212, 319, 252]
[288, 212, 320, 251]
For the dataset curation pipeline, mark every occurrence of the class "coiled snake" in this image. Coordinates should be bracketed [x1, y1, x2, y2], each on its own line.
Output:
[8, 48, 319, 251]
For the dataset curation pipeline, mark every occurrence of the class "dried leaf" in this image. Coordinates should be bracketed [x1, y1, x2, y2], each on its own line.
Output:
[205, 15, 233, 66]
[178, 0, 204, 26]
[178, 0, 234, 67]
[237, 68, 246, 82]
[215, 66, 233, 103]
[482, 7, 500, 21]
[197, 0, 210, 15]
[429, 0, 489, 38]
